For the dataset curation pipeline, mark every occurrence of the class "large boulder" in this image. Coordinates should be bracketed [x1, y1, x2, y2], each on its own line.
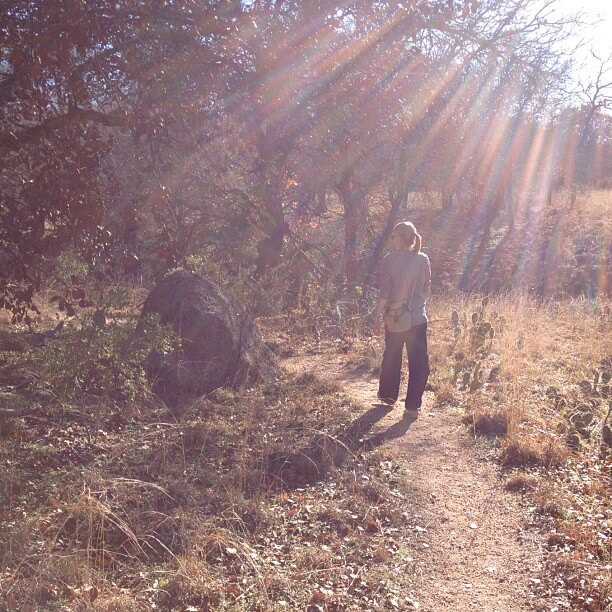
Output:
[140, 270, 280, 401]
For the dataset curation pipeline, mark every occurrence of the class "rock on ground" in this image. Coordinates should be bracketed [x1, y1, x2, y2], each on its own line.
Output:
[140, 270, 280, 402]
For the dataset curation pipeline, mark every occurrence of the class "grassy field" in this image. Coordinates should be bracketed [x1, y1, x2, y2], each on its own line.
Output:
[0, 189, 610, 610]
[0, 288, 610, 610]
[419, 293, 610, 609]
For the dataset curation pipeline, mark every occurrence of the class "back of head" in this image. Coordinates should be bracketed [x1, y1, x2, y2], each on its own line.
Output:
[393, 221, 421, 253]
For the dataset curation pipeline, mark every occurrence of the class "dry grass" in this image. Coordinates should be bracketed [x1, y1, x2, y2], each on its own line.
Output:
[500, 434, 569, 469]
[426, 291, 611, 610]
[275, 284, 611, 607]
[464, 409, 509, 437]
[0, 347, 417, 610]
[504, 472, 539, 492]
[1, 206, 611, 609]
[428, 292, 610, 432]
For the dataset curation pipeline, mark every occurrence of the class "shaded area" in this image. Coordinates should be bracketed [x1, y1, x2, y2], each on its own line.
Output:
[266, 400, 418, 488]
[360, 411, 419, 450]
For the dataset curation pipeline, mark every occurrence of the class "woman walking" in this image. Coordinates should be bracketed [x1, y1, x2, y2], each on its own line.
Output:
[372, 221, 431, 415]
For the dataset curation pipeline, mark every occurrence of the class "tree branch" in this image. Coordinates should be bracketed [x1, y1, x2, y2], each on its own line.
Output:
[0, 108, 131, 154]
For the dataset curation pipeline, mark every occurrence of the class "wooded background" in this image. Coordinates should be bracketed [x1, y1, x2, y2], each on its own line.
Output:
[1, 0, 610, 322]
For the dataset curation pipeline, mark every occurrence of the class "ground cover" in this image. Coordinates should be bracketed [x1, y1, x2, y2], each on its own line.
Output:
[0, 329, 420, 611]
[0, 286, 610, 610]
[338, 292, 611, 610]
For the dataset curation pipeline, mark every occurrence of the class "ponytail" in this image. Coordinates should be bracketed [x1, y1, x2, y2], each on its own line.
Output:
[413, 232, 421, 253]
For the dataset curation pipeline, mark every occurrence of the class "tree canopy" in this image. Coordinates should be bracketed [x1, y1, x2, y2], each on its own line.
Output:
[1, 0, 610, 319]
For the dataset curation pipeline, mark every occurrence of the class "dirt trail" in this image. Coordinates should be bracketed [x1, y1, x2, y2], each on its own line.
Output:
[286, 354, 546, 612]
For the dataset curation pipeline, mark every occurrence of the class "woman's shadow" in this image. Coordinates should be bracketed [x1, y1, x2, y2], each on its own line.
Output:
[266, 401, 418, 489]
[342, 402, 418, 452]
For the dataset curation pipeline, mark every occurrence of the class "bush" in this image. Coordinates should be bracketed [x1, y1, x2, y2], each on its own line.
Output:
[34, 315, 176, 403]
[501, 434, 568, 468]
[465, 409, 508, 437]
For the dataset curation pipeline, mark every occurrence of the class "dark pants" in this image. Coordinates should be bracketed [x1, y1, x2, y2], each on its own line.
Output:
[378, 323, 430, 410]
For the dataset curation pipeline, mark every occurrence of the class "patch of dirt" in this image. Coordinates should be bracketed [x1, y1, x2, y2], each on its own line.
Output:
[285, 352, 548, 612]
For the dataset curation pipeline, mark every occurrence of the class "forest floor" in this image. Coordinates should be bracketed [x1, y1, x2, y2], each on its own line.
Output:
[1, 293, 609, 610]
[285, 351, 549, 612]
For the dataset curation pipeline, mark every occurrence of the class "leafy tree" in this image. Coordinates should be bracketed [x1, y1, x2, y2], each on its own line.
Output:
[0, 0, 602, 319]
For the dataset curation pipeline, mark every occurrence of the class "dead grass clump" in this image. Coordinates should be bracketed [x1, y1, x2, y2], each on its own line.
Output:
[92, 593, 151, 611]
[1, 553, 101, 611]
[504, 472, 539, 492]
[292, 370, 341, 394]
[465, 409, 508, 437]
[294, 546, 335, 571]
[0, 515, 37, 563]
[531, 483, 568, 518]
[433, 383, 460, 408]
[361, 480, 389, 503]
[501, 434, 568, 469]
[56, 490, 144, 565]
[157, 556, 222, 610]
[344, 338, 379, 370]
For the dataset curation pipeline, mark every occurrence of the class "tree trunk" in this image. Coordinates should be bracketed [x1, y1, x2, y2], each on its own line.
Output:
[255, 212, 285, 276]
[360, 187, 405, 285]
[253, 144, 289, 276]
[337, 175, 367, 284]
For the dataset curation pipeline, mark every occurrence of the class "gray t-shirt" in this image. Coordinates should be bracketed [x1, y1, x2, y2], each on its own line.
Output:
[379, 250, 431, 326]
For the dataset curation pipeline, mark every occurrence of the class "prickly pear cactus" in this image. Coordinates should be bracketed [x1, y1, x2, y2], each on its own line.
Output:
[449, 297, 497, 393]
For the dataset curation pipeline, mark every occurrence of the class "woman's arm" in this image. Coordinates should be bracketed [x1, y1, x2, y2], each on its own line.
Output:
[373, 254, 391, 336]
[421, 255, 431, 298]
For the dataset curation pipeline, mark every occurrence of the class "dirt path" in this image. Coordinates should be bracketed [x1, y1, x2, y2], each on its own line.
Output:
[285, 353, 546, 612]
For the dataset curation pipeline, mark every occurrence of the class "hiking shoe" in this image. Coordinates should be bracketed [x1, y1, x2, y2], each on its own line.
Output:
[377, 395, 396, 406]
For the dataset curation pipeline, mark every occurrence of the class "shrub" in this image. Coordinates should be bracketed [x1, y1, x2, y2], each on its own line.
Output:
[465, 409, 509, 437]
[34, 315, 176, 403]
[501, 434, 568, 468]
[504, 472, 539, 492]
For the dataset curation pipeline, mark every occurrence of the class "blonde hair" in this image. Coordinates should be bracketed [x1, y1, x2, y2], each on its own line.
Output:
[393, 221, 421, 253]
